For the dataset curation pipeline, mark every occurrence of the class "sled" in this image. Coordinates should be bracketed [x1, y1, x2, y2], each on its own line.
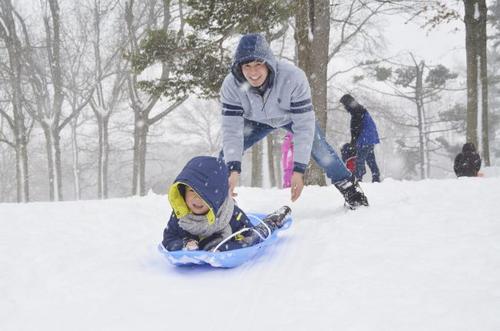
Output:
[158, 213, 292, 268]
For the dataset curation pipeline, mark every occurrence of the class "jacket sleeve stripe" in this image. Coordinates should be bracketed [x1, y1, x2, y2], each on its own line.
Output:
[222, 103, 244, 110]
[289, 105, 313, 114]
[290, 98, 311, 107]
[222, 110, 244, 116]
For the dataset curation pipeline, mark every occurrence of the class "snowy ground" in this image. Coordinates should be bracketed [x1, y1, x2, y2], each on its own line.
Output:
[1, 176, 500, 331]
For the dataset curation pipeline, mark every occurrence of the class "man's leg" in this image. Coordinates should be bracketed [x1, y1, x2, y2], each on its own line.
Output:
[354, 145, 370, 181]
[365, 145, 380, 182]
[242, 120, 276, 150]
[310, 122, 368, 208]
[220, 119, 275, 160]
[310, 122, 352, 182]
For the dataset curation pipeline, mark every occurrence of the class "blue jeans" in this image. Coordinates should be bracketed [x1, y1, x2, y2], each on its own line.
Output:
[238, 119, 352, 183]
[355, 144, 380, 182]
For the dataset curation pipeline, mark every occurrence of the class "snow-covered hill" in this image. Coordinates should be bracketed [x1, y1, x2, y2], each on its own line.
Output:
[1, 177, 500, 331]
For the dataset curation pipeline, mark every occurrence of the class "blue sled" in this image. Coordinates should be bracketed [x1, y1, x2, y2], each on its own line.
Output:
[158, 213, 292, 268]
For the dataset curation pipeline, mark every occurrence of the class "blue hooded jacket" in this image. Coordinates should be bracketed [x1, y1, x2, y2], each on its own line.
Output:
[341, 95, 379, 147]
[357, 111, 380, 146]
[162, 156, 254, 251]
[221, 33, 316, 173]
[168, 156, 228, 221]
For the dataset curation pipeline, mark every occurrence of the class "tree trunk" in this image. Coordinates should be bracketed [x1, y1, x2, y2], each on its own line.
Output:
[415, 60, 427, 179]
[70, 117, 81, 200]
[274, 132, 282, 188]
[464, 0, 479, 146]
[251, 140, 263, 187]
[15, 136, 29, 202]
[0, 0, 30, 202]
[267, 134, 277, 187]
[132, 114, 149, 196]
[12, 57, 30, 203]
[42, 125, 63, 201]
[35, 0, 65, 202]
[295, 0, 330, 186]
[97, 114, 110, 199]
[478, 0, 490, 166]
[126, 0, 185, 196]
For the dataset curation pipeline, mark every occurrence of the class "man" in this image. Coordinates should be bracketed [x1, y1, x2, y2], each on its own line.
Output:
[340, 94, 381, 183]
[220, 33, 368, 208]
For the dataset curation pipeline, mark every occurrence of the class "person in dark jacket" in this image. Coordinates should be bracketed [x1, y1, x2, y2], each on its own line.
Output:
[221, 33, 368, 209]
[340, 94, 381, 183]
[341, 142, 357, 174]
[161, 156, 291, 252]
[454, 143, 482, 177]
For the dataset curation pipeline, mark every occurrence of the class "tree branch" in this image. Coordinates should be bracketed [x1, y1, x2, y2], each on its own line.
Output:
[148, 95, 188, 125]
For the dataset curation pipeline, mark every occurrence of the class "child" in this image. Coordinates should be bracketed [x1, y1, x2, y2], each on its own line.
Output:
[281, 132, 294, 188]
[341, 142, 357, 174]
[161, 156, 291, 252]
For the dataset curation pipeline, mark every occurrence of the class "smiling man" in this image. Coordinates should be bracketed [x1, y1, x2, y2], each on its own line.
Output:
[220, 33, 368, 209]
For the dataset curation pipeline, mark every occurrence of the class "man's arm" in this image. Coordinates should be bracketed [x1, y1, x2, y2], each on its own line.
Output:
[220, 76, 245, 196]
[288, 68, 315, 201]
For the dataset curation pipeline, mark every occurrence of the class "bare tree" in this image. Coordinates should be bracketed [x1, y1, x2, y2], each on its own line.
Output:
[294, 0, 330, 186]
[409, 1, 491, 164]
[125, 0, 188, 196]
[0, 118, 17, 201]
[167, 99, 222, 156]
[0, 0, 31, 202]
[477, 0, 490, 166]
[464, 0, 480, 148]
[14, 0, 92, 201]
[86, 0, 128, 199]
[360, 54, 459, 179]
[61, 2, 99, 200]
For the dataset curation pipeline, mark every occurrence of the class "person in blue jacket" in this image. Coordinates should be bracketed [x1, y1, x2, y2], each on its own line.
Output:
[340, 94, 381, 182]
[220, 33, 368, 209]
[161, 156, 291, 252]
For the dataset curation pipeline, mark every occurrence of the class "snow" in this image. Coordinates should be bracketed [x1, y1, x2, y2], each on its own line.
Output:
[2, 176, 500, 331]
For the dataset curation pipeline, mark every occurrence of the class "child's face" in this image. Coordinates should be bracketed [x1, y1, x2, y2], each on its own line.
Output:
[185, 187, 210, 215]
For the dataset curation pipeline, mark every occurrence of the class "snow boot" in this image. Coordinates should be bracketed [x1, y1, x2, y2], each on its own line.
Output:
[252, 206, 292, 238]
[335, 177, 369, 209]
[264, 206, 292, 229]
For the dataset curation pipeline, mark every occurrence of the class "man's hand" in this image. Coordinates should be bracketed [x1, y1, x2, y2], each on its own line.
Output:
[290, 172, 304, 202]
[228, 171, 240, 197]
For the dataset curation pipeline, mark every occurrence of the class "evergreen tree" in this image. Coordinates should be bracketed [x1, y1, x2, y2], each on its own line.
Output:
[131, 0, 292, 99]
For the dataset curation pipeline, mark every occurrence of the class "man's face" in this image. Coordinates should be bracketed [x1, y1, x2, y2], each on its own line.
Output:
[348, 100, 358, 108]
[241, 61, 268, 87]
[342, 99, 358, 110]
[185, 187, 209, 215]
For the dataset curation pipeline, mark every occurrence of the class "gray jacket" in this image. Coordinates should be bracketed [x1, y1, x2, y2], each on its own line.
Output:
[221, 34, 315, 170]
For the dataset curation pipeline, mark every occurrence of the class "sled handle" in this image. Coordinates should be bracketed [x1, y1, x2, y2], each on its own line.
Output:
[212, 228, 252, 252]
[212, 218, 271, 253]
[252, 215, 272, 240]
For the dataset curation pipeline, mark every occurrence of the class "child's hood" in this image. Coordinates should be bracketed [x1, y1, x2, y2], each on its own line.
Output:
[168, 156, 229, 223]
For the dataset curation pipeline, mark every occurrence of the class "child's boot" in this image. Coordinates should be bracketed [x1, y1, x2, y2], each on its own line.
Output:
[264, 206, 292, 229]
